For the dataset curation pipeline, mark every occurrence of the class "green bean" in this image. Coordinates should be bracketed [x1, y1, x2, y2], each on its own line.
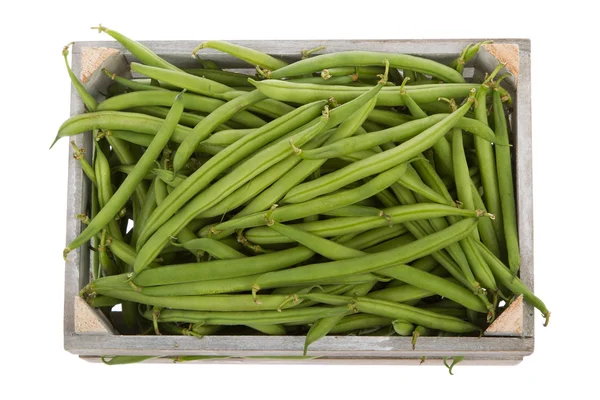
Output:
[493, 89, 520, 275]
[109, 130, 227, 156]
[252, 80, 476, 107]
[319, 205, 383, 218]
[134, 246, 315, 286]
[202, 128, 255, 146]
[368, 281, 437, 304]
[299, 113, 494, 160]
[290, 76, 357, 85]
[245, 203, 485, 245]
[62, 43, 98, 111]
[172, 90, 268, 171]
[247, 324, 286, 335]
[97, 229, 118, 276]
[392, 320, 416, 336]
[328, 314, 393, 334]
[252, 218, 478, 296]
[158, 322, 220, 337]
[184, 68, 254, 87]
[130, 61, 233, 98]
[351, 297, 479, 333]
[411, 325, 433, 349]
[171, 238, 246, 260]
[214, 163, 409, 232]
[193, 55, 222, 70]
[338, 225, 408, 250]
[268, 51, 464, 83]
[93, 25, 181, 71]
[129, 106, 233, 129]
[63, 93, 184, 260]
[398, 165, 450, 205]
[321, 66, 384, 80]
[88, 287, 302, 311]
[86, 295, 120, 308]
[97, 90, 266, 129]
[70, 141, 96, 185]
[136, 100, 326, 251]
[146, 306, 349, 326]
[470, 179, 502, 258]
[473, 73, 506, 258]
[192, 41, 288, 71]
[94, 145, 124, 243]
[101, 356, 159, 365]
[106, 237, 157, 271]
[367, 109, 414, 127]
[473, 240, 550, 326]
[141, 275, 264, 297]
[450, 40, 492, 74]
[363, 233, 416, 253]
[51, 111, 193, 148]
[103, 68, 166, 92]
[377, 265, 487, 312]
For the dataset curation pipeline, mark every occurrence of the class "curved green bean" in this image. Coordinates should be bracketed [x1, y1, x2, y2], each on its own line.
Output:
[93, 25, 181, 71]
[192, 41, 288, 71]
[267, 51, 465, 82]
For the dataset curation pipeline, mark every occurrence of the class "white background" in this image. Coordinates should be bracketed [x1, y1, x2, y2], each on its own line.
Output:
[1, 1, 598, 398]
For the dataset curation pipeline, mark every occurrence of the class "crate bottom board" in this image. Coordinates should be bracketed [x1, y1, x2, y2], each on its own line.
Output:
[66, 334, 533, 364]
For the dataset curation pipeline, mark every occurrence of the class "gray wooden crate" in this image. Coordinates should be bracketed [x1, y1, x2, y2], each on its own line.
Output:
[63, 39, 534, 365]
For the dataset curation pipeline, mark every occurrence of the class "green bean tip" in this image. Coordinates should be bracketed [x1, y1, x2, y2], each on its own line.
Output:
[62, 42, 74, 56]
[321, 69, 331, 80]
[191, 43, 206, 56]
[543, 312, 551, 327]
[251, 285, 261, 304]
[289, 139, 302, 156]
[91, 25, 107, 33]
[63, 247, 72, 261]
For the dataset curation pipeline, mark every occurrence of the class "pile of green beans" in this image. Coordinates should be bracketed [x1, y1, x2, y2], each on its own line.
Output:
[56, 29, 548, 355]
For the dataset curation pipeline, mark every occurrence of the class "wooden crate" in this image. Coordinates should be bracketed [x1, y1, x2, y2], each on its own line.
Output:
[62, 39, 534, 364]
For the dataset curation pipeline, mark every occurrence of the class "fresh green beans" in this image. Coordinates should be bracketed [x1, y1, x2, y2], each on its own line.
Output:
[63, 92, 185, 260]
[252, 218, 479, 297]
[244, 203, 488, 245]
[56, 36, 547, 342]
[135, 100, 327, 250]
[284, 90, 477, 203]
